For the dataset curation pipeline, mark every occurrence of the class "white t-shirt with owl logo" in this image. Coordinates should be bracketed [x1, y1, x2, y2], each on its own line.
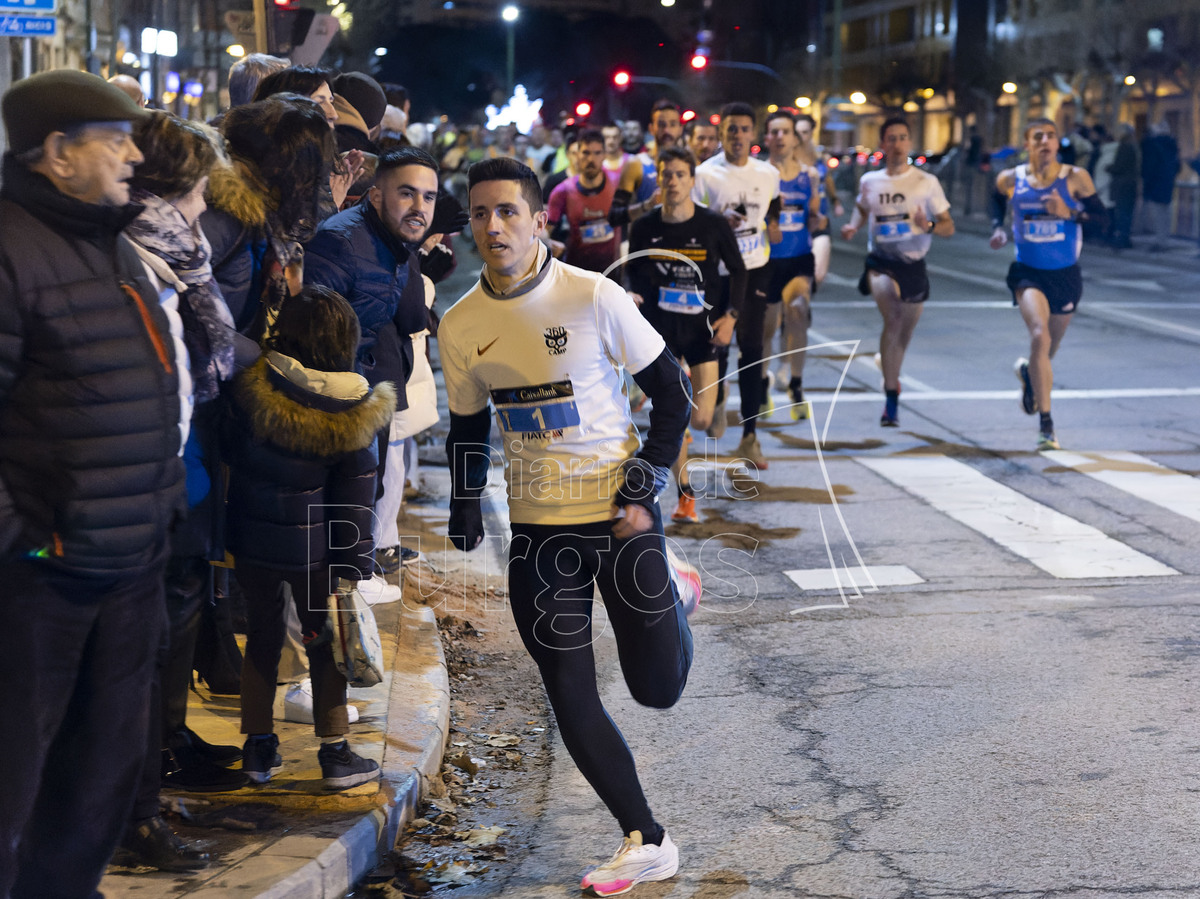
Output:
[440, 257, 665, 525]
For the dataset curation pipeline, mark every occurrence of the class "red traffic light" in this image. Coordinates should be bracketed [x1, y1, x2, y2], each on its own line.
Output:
[575, 101, 592, 117]
[613, 70, 631, 89]
[272, 0, 292, 7]
[681, 109, 695, 122]
[690, 54, 708, 70]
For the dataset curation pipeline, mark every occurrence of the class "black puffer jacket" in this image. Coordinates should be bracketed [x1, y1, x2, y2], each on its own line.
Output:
[223, 353, 396, 575]
[0, 155, 185, 576]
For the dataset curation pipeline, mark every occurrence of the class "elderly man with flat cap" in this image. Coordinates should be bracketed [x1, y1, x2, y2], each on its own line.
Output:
[0, 69, 186, 899]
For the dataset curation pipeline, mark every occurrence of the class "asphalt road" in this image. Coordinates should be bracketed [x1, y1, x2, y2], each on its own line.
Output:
[452, 230, 1200, 897]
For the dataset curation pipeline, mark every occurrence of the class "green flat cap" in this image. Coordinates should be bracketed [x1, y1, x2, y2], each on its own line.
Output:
[3, 69, 147, 154]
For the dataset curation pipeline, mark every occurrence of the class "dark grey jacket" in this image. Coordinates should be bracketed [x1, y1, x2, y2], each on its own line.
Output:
[0, 155, 185, 577]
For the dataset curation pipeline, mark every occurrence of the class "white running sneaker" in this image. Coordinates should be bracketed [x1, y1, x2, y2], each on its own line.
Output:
[581, 830, 679, 896]
[282, 678, 361, 725]
[357, 574, 401, 605]
[665, 547, 701, 618]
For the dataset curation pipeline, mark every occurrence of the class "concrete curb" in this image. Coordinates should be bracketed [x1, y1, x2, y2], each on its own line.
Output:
[254, 602, 450, 899]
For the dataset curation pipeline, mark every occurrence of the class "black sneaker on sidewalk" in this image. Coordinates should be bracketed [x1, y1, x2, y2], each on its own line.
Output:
[318, 740, 381, 790]
[375, 545, 422, 575]
[242, 734, 283, 784]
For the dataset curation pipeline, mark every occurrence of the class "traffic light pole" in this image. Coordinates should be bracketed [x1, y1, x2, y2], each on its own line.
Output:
[253, 0, 269, 54]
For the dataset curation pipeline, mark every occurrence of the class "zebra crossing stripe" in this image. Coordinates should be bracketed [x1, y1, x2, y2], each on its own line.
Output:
[856, 456, 1178, 580]
[1042, 451, 1200, 525]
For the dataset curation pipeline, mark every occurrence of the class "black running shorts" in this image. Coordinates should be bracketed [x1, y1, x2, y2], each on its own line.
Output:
[858, 252, 930, 304]
[767, 253, 816, 305]
[1006, 261, 1082, 315]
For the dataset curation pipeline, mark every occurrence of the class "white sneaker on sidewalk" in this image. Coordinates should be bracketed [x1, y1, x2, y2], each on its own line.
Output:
[580, 830, 679, 896]
[282, 678, 360, 725]
[357, 574, 401, 605]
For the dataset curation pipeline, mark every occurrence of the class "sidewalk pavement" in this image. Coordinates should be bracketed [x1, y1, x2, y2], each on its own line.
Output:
[99, 492, 466, 898]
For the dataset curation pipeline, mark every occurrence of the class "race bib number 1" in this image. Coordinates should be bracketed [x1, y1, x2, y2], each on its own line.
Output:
[491, 380, 581, 434]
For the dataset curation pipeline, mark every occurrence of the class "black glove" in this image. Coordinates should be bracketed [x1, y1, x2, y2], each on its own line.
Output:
[613, 457, 670, 515]
[430, 189, 470, 236]
[448, 496, 484, 552]
[419, 242, 455, 282]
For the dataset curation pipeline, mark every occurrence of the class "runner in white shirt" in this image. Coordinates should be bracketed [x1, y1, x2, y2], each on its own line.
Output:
[440, 157, 701, 897]
[692, 101, 781, 468]
[840, 117, 954, 427]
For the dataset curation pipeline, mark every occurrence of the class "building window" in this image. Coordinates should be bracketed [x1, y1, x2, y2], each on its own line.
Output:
[889, 7, 915, 43]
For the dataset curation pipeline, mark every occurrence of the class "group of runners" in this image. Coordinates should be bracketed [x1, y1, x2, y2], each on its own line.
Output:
[440, 105, 1101, 896]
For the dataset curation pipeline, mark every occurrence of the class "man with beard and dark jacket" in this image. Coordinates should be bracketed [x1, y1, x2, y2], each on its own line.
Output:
[304, 145, 439, 591]
[0, 70, 186, 899]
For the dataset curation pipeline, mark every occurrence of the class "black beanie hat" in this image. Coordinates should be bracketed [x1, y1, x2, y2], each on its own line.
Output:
[332, 72, 387, 131]
[3, 69, 146, 154]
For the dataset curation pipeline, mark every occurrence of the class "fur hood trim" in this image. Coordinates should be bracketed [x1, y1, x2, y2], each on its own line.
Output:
[234, 356, 396, 456]
[206, 159, 272, 230]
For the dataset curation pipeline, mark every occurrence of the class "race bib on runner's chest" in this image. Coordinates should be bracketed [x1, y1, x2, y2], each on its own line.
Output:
[875, 214, 912, 242]
[658, 286, 706, 315]
[736, 227, 762, 256]
[490, 380, 580, 435]
[1021, 216, 1066, 242]
[581, 220, 614, 244]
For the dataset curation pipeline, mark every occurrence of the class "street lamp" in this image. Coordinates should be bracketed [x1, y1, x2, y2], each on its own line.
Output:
[502, 4, 519, 96]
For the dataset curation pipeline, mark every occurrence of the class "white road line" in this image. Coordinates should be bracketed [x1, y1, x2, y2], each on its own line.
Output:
[798, 387, 1200, 403]
[1091, 278, 1165, 292]
[785, 564, 925, 591]
[924, 262, 1010, 291]
[856, 455, 1178, 579]
[1081, 304, 1200, 341]
[807, 327, 938, 393]
[1043, 451, 1200, 525]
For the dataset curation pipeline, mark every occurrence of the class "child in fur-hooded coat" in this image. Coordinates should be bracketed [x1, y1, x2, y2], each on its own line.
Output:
[222, 286, 395, 788]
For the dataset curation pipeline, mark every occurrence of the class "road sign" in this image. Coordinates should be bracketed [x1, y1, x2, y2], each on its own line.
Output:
[0, 13, 55, 34]
[0, 0, 55, 12]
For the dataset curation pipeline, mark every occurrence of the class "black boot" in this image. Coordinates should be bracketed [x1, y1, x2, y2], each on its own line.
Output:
[112, 816, 210, 872]
[162, 730, 249, 792]
[168, 725, 242, 767]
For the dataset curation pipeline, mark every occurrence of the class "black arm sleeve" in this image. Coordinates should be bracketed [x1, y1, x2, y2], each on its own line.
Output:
[1078, 192, 1109, 230]
[765, 195, 782, 224]
[444, 408, 492, 551]
[714, 215, 748, 316]
[989, 189, 1008, 230]
[614, 348, 691, 512]
[609, 189, 634, 228]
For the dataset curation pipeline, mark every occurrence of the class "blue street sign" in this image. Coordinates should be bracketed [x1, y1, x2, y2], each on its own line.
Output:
[0, 13, 56, 33]
[0, 0, 56, 13]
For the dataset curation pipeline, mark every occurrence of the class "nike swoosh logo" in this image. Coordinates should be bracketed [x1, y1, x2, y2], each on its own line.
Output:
[477, 337, 500, 356]
[650, 236, 663, 243]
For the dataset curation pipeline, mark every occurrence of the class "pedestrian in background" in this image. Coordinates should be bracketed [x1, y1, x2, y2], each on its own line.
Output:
[0, 69, 185, 899]
[1141, 120, 1180, 252]
[1107, 123, 1139, 249]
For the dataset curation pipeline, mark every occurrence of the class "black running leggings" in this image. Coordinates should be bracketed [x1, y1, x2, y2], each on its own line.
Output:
[722, 266, 771, 433]
[507, 509, 694, 836]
